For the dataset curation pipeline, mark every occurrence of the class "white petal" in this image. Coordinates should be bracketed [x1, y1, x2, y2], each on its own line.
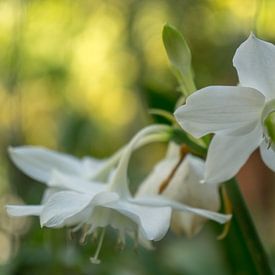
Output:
[40, 191, 93, 227]
[6, 205, 43, 216]
[174, 86, 265, 138]
[107, 200, 172, 241]
[41, 188, 60, 204]
[137, 152, 221, 237]
[164, 154, 220, 211]
[136, 155, 179, 197]
[109, 124, 170, 197]
[49, 171, 106, 194]
[233, 34, 275, 100]
[41, 191, 119, 228]
[8, 146, 85, 183]
[204, 123, 263, 184]
[165, 142, 181, 159]
[81, 157, 106, 179]
[130, 196, 231, 224]
[259, 141, 275, 171]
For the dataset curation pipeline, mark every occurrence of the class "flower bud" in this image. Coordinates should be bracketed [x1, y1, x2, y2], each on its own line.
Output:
[136, 143, 220, 237]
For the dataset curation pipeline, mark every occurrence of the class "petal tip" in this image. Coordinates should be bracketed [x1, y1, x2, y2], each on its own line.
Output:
[249, 32, 256, 39]
[8, 146, 16, 155]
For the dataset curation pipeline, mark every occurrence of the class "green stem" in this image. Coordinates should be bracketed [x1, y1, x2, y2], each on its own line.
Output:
[171, 128, 207, 157]
[225, 178, 273, 275]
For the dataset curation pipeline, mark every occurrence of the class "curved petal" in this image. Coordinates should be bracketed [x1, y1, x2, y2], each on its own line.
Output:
[233, 34, 275, 100]
[41, 191, 119, 228]
[40, 191, 93, 227]
[131, 197, 230, 224]
[259, 141, 275, 171]
[107, 200, 172, 241]
[174, 86, 265, 138]
[136, 157, 179, 196]
[6, 205, 43, 216]
[49, 171, 106, 194]
[8, 146, 85, 183]
[204, 123, 263, 184]
[81, 157, 106, 179]
[164, 154, 220, 211]
[41, 188, 60, 204]
[137, 153, 221, 237]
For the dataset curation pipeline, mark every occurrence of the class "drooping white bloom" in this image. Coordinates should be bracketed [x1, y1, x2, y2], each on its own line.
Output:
[136, 142, 220, 237]
[174, 34, 275, 184]
[8, 146, 106, 182]
[7, 125, 230, 263]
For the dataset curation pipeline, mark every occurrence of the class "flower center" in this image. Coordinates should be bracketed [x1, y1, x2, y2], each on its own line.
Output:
[262, 99, 275, 150]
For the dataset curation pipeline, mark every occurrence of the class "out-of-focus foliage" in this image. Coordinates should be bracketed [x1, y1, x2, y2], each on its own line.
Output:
[0, 0, 275, 274]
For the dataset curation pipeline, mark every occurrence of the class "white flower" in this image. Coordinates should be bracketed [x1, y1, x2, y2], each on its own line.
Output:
[7, 125, 230, 263]
[174, 34, 275, 184]
[136, 142, 220, 237]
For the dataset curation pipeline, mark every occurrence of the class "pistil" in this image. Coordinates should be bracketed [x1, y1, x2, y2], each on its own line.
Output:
[90, 228, 106, 264]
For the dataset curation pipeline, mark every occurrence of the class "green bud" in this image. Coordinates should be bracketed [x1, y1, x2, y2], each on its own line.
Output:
[162, 24, 195, 95]
[262, 99, 275, 146]
[264, 112, 275, 144]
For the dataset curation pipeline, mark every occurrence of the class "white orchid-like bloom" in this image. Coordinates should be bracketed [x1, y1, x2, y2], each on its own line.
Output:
[136, 143, 220, 237]
[175, 34, 275, 184]
[7, 125, 230, 263]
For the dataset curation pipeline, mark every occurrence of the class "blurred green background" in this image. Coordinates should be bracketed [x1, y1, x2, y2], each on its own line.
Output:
[0, 0, 275, 274]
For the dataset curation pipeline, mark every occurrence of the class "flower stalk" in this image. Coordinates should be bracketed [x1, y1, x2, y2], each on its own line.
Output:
[225, 178, 272, 275]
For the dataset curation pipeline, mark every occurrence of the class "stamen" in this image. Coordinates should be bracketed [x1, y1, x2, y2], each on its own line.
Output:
[87, 225, 96, 236]
[72, 223, 83, 233]
[67, 230, 73, 241]
[79, 224, 89, 245]
[133, 230, 139, 251]
[92, 229, 98, 242]
[116, 230, 125, 251]
[90, 228, 106, 264]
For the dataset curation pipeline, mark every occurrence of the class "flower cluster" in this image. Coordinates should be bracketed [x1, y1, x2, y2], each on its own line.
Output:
[7, 125, 230, 263]
[7, 25, 275, 266]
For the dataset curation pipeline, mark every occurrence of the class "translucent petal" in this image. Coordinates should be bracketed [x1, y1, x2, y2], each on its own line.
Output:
[233, 34, 275, 100]
[204, 123, 263, 184]
[6, 205, 43, 216]
[137, 152, 221, 237]
[130, 196, 230, 224]
[259, 141, 275, 171]
[174, 86, 265, 138]
[40, 191, 93, 227]
[136, 156, 178, 196]
[49, 171, 106, 194]
[107, 200, 172, 241]
[9, 146, 86, 183]
[41, 191, 119, 228]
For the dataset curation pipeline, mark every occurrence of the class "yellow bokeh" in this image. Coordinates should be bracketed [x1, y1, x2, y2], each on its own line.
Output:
[69, 2, 139, 128]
